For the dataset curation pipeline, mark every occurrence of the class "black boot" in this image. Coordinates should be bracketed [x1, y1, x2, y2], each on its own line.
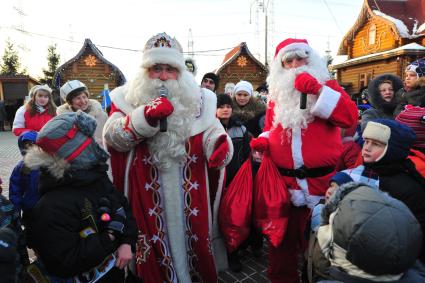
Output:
[228, 251, 242, 272]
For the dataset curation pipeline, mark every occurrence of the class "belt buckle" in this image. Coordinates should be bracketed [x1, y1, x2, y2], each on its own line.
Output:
[295, 166, 307, 179]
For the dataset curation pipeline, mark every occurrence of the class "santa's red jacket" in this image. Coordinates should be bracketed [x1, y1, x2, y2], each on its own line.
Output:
[262, 80, 358, 209]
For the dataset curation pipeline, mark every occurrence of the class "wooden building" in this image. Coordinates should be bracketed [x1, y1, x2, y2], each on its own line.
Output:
[53, 38, 126, 99]
[332, 0, 425, 96]
[214, 42, 268, 93]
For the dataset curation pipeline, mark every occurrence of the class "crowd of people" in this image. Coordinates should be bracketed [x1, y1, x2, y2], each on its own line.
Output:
[0, 31, 424, 283]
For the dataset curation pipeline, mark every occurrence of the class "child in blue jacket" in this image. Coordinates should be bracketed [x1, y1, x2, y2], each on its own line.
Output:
[9, 131, 40, 224]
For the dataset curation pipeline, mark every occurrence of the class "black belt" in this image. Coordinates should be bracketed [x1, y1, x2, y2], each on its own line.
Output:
[278, 165, 334, 179]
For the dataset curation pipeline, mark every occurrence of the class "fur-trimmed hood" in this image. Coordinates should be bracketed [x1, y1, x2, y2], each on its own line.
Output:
[367, 74, 403, 110]
[412, 76, 425, 90]
[24, 147, 70, 180]
[232, 96, 266, 123]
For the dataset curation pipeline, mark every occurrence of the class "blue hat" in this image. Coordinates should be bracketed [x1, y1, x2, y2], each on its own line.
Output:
[18, 131, 38, 155]
[406, 58, 425, 78]
[330, 172, 353, 186]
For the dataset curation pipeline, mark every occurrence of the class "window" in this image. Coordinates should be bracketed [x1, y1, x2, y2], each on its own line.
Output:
[359, 73, 372, 89]
[368, 24, 376, 45]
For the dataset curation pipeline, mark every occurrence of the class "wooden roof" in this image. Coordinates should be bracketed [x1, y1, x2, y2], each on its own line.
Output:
[53, 38, 126, 87]
[215, 42, 267, 74]
[338, 0, 425, 55]
[0, 75, 39, 84]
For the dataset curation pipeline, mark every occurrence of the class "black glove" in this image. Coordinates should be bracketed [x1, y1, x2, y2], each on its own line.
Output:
[97, 196, 126, 240]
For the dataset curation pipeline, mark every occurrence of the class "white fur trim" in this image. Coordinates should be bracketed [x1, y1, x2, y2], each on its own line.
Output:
[24, 147, 70, 179]
[291, 128, 304, 168]
[141, 47, 186, 72]
[289, 189, 307, 207]
[259, 131, 269, 138]
[12, 105, 26, 132]
[160, 167, 191, 283]
[129, 106, 159, 138]
[109, 86, 134, 114]
[311, 85, 341, 119]
[202, 119, 234, 169]
[191, 88, 217, 136]
[275, 42, 312, 64]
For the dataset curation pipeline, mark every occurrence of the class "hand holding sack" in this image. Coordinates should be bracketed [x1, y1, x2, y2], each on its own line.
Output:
[294, 73, 322, 95]
[208, 134, 230, 168]
[144, 97, 174, 127]
[219, 158, 253, 252]
[254, 153, 290, 247]
[250, 136, 269, 153]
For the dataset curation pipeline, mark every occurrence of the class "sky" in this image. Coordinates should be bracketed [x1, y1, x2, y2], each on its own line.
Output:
[0, 0, 364, 85]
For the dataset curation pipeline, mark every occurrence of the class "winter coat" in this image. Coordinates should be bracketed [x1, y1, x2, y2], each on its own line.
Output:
[9, 160, 40, 212]
[366, 160, 425, 262]
[361, 74, 403, 131]
[232, 96, 266, 125]
[395, 77, 425, 116]
[12, 105, 55, 136]
[222, 117, 251, 186]
[244, 110, 266, 138]
[27, 165, 137, 278]
[57, 99, 108, 146]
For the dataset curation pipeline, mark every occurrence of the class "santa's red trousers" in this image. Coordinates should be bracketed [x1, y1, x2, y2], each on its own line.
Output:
[268, 206, 310, 283]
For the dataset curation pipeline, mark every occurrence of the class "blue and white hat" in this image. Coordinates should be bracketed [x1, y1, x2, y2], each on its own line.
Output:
[406, 58, 425, 78]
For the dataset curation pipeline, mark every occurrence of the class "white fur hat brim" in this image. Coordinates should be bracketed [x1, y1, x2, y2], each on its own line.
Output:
[141, 47, 186, 72]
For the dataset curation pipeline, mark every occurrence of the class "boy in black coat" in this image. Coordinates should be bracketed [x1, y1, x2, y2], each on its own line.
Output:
[24, 111, 137, 282]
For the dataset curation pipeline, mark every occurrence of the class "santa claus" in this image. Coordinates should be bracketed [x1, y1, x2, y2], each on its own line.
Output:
[251, 38, 358, 283]
[103, 32, 233, 283]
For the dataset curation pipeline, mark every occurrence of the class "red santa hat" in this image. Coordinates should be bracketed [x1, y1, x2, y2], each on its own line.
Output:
[141, 32, 185, 72]
[274, 38, 312, 61]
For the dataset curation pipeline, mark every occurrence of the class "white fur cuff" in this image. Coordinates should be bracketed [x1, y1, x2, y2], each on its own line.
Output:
[289, 189, 307, 207]
[311, 86, 341, 119]
[129, 106, 159, 138]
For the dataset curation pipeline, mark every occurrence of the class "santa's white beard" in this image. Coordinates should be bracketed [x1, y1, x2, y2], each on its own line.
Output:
[125, 70, 200, 169]
[267, 52, 330, 131]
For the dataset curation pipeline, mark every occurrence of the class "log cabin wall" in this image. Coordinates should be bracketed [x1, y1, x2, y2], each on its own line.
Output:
[217, 55, 267, 93]
[59, 50, 119, 99]
[351, 17, 398, 58]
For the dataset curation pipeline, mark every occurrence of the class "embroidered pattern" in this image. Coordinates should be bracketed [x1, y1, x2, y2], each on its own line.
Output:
[145, 97, 163, 115]
[182, 142, 202, 280]
[136, 231, 151, 264]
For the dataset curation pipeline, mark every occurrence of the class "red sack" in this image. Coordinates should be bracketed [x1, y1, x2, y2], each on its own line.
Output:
[408, 149, 425, 178]
[219, 158, 253, 252]
[254, 154, 290, 247]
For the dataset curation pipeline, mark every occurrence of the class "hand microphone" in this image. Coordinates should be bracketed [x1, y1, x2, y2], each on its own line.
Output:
[158, 86, 168, 132]
[300, 93, 307, 109]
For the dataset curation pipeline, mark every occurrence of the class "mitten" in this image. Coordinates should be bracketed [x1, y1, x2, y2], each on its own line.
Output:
[294, 73, 322, 95]
[144, 97, 174, 127]
[209, 135, 230, 168]
[250, 136, 269, 153]
[97, 196, 126, 239]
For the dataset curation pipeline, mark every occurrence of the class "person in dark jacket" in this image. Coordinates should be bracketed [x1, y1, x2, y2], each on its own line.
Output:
[216, 94, 251, 186]
[9, 131, 40, 225]
[394, 58, 425, 115]
[314, 182, 425, 283]
[24, 111, 137, 282]
[0, 100, 7, 131]
[360, 74, 403, 131]
[362, 119, 425, 263]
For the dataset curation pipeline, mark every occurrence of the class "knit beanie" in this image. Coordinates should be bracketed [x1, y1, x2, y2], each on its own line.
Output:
[319, 183, 422, 278]
[330, 172, 353, 186]
[396, 105, 425, 150]
[363, 119, 416, 163]
[217, 93, 233, 108]
[406, 58, 425, 78]
[25, 111, 109, 179]
[233, 80, 253, 96]
[202, 72, 219, 90]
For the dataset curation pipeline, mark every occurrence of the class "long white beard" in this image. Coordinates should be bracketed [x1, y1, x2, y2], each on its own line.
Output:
[267, 51, 330, 131]
[125, 70, 200, 169]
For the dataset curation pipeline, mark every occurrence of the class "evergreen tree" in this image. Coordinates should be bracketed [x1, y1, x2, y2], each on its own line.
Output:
[39, 44, 60, 87]
[0, 39, 23, 75]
